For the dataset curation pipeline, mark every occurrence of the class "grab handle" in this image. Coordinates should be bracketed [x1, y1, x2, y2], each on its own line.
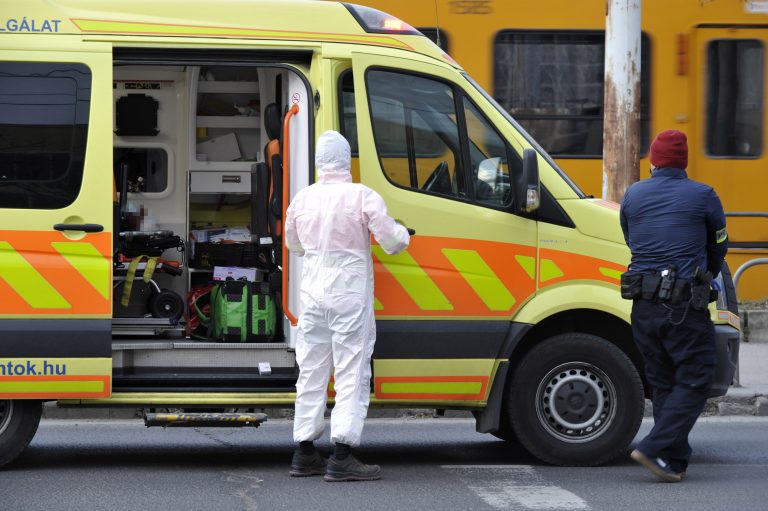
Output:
[282, 104, 300, 327]
[54, 224, 104, 233]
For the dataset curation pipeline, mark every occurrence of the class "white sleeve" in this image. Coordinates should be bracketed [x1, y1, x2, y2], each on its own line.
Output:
[284, 201, 305, 257]
[362, 188, 410, 255]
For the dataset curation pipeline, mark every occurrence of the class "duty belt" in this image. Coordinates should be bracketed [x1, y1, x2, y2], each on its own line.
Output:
[620, 272, 693, 304]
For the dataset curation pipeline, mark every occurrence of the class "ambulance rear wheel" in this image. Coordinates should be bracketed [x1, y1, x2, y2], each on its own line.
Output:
[508, 333, 644, 466]
[0, 399, 42, 468]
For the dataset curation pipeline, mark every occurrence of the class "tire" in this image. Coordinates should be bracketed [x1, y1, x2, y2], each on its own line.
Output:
[508, 333, 644, 466]
[0, 400, 42, 468]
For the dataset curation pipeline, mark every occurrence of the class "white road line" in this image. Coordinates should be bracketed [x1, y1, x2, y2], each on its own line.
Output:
[443, 465, 589, 510]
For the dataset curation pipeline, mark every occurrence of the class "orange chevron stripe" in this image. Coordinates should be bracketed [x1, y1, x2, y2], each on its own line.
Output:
[374, 236, 536, 318]
[374, 236, 625, 318]
[0, 231, 111, 315]
[538, 248, 626, 288]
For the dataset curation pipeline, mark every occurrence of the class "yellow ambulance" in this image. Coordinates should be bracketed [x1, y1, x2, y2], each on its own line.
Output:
[0, 0, 740, 467]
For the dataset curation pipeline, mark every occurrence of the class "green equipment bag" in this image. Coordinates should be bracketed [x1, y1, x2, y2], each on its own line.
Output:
[208, 280, 276, 342]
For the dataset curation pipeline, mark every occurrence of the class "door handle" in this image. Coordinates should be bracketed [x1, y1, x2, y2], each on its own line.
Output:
[53, 224, 104, 233]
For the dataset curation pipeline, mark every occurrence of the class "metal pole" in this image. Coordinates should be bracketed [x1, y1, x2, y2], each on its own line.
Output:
[602, 0, 642, 202]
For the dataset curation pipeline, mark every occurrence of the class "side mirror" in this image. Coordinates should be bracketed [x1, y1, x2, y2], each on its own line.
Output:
[517, 148, 540, 213]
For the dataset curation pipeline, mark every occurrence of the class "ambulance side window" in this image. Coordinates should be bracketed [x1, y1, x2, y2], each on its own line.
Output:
[0, 62, 91, 209]
[365, 69, 466, 199]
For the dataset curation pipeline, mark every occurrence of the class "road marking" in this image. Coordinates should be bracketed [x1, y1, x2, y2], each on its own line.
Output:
[443, 465, 589, 510]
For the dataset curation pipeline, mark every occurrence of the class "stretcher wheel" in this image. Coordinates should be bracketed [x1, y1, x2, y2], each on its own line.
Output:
[148, 290, 184, 321]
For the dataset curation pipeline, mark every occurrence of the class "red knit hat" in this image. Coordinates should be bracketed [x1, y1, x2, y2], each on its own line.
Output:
[650, 130, 688, 169]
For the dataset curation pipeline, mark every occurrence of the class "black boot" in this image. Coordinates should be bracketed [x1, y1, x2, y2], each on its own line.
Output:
[324, 453, 381, 482]
[290, 445, 327, 477]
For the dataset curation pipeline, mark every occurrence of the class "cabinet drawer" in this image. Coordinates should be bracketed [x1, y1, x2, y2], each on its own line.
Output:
[190, 171, 251, 194]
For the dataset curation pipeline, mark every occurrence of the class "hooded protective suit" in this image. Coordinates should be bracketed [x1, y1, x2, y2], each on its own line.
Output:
[286, 130, 410, 447]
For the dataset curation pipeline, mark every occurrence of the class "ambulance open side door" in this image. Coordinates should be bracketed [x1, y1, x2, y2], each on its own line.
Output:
[0, 40, 114, 399]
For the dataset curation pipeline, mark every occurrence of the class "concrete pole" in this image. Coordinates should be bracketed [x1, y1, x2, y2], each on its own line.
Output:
[602, 0, 642, 202]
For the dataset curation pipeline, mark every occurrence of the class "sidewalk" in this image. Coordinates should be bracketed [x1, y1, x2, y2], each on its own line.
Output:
[709, 341, 768, 416]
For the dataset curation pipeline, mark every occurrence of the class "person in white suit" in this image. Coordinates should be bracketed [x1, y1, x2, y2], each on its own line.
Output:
[285, 130, 410, 482]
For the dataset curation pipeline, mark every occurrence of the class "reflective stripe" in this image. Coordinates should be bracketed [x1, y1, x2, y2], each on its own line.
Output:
[0, 378, 105, 394]
[443, 249, 515, 311]
[372, 236, 625, 318]
[539, 259, 565, 283]
[515, 255, 536, 280]
[375, 375, 490, 400]
[381, 381, 483, 395]
[0, 232, 111, 316]
[0, 241, 70, 309]
[599, 267, 623, 280]
[716, 228, 728, 244]
[372, 246, 453, 311]
[71, 19, 412, 49]
[51, 242, 111, 300]
[374, 297, 384, 311]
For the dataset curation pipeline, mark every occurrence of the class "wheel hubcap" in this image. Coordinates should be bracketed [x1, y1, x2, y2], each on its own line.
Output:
[535, 362, 617, 443]
[0, 400, 13, 437]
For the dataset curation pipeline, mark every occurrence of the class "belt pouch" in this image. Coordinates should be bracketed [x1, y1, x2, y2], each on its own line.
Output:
[690, 284, 710, 310]
[620, 272, 643, 299]
[641, 275, 660, 300]
[671, 280, 690, 304]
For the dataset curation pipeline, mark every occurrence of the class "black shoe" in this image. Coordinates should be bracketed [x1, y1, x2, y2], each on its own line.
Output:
[324, 454, 381, 482]
[630, 449, 683, 483]
[290, 449, 327, 477]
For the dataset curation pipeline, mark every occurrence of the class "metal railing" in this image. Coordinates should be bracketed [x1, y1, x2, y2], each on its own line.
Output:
[725, 212, 768, 290]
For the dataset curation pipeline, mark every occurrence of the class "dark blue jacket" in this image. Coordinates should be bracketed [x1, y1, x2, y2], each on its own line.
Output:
[620, 167, 728, 279]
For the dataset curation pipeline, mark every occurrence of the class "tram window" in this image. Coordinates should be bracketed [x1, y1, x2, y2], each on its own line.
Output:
[706, 40, 763, 158]
[417, 28, 450, 52]
[493, 31, 650, 158]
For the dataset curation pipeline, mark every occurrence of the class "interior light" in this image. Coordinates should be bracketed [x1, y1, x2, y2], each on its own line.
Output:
[343, 3, 420, 35]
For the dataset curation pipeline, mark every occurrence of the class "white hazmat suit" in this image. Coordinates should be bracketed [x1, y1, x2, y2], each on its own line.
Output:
[286, 130, 410, 447]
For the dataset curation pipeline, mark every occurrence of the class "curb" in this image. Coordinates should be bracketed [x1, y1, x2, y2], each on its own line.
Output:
[704, 386, 768, 416]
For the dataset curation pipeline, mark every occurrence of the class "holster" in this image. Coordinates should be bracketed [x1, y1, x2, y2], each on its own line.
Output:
[670, 280, 692, 304]
[690, 283, 710, 310]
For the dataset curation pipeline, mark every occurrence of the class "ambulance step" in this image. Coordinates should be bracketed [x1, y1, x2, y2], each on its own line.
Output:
[144, 412, 268, 428]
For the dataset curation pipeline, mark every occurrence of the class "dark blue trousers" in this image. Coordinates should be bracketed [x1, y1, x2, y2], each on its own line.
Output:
[631, 299, 716, 472]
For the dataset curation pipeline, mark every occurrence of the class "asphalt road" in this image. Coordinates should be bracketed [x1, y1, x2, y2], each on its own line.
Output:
[1, 417, 767, 511]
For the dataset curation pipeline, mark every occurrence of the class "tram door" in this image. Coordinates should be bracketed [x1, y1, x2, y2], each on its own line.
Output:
[692, 27, 768, 298]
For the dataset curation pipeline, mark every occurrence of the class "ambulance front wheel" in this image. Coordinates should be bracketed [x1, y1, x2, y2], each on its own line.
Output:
[0, 399, 42, 468]
[507, 333, 644, 466]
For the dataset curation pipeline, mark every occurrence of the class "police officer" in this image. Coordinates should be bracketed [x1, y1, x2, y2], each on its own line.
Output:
[619, 129, 728, 483]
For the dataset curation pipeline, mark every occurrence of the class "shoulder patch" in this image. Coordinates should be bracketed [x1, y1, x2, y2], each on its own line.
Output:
[716, 228, 728, 244]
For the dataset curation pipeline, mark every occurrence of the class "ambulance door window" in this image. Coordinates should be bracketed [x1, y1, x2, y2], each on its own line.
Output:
[461, 97, 519, 208]
[339, 70, 358, 154]
[0, 61, 91, 209]
[365, 69, 465, 199]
